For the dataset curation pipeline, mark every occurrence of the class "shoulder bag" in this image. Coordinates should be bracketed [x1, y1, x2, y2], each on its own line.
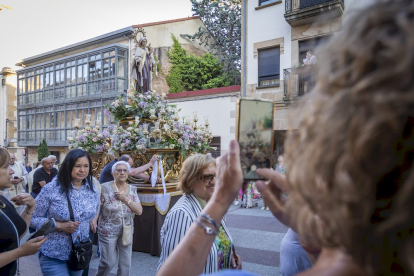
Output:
[66, 193, 93, 271]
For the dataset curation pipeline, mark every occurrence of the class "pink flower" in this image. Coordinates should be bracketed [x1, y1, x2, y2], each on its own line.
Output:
[185, 145, 189, 150]
[178, 138, 183, 144]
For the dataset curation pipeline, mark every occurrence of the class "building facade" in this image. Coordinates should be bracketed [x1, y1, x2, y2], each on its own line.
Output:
[241, 0, 375, 156]
[15, 17, 209, 166]
[0, 67, 25, 162]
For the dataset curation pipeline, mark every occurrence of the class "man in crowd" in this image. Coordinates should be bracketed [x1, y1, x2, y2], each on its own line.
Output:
[48, 154, 58, 169]
[99, 154, 158, 183]
[4, 153, 29, 213]
[31, 157, 58, 198]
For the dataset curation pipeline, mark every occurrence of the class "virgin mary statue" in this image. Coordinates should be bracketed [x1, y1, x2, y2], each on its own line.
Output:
[131, 37, 156, 92]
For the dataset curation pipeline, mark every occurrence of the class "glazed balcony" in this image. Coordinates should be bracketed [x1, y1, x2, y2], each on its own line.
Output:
[285, 0, 344, 27]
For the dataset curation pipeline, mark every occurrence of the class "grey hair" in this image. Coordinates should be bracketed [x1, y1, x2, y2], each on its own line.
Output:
[111, 161, 131, 174]
[48, 155, 57, 159]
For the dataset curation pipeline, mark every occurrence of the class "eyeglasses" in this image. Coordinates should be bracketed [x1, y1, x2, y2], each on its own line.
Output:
[115, 169, 128, 174]
[200, 174, 216, 183]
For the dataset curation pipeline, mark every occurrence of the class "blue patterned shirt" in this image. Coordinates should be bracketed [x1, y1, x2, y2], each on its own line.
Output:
[30, 180, 100, 261]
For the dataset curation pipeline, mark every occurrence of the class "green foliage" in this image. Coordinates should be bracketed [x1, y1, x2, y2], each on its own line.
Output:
[37, 139, 50, 161]
[182, 0, 241, 85]
[166, 34, 232, 93]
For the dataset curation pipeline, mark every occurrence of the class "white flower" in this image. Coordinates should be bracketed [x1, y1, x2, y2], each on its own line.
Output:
[121, 143, 126, 148]
[139, 94, 144, 98]
[113, 101, 120, 107]
[137, 145, 143, 149]
[127, 127, 134, 131]
[161, 92, 166, 99]
[198, 143, 201, 147]
[185, 145, 189, 150]
[97, 134, 103, 139]
[147, 95, 152, 100]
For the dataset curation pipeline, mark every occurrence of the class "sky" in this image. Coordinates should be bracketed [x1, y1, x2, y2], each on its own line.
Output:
[0, 0, 193, 70]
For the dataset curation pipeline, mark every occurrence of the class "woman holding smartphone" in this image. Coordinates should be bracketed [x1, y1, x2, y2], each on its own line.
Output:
[0, 148, 46, 275]
[31, 149, 100, 276]
[158, 154, 241, 273]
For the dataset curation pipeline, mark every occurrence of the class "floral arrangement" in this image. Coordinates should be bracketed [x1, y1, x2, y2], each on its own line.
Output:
[103, 87, 215, 157]
[109, 123, 147, 155]
[68, 126, 114, 153]
[165, 120, 214, 158]
[104, 88, 173, 121]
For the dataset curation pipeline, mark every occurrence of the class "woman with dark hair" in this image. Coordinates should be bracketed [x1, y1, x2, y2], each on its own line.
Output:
[31, 149, 100, 276]
[0, 148, 46, 275]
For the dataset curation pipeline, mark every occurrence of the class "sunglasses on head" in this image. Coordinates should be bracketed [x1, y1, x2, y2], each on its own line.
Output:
[200, 174, 216, 183]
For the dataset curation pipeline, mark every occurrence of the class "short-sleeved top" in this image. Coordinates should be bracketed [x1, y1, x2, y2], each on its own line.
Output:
[98, 181, 140, 237]
[98, 159, 117, 183]
[32, 167, 58, 194]
[0, 195, 26, 276]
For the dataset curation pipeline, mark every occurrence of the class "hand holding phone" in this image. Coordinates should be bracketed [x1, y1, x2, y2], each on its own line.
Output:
[236, 99, 275, 181]
[29, 218, 56, 240]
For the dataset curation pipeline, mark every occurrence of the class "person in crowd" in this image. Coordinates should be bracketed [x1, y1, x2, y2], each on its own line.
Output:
[31, 157, 58, 199]
[25, 163, 33, 173]
[31, 149, 100, 276]
[98, 154, 157, 183]
[48, 155, 58, 169]
[0, 148, 47, 275]
[158, 154, 241, 273]
[276, 155, 312, 276]
[156, 1, 414, 275]
[96, 161, 142, 276]
[4, 153, 29, 214]
[35, 161, 42, 168]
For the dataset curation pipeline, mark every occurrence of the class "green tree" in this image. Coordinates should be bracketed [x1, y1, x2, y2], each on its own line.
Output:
[166, 34, 231, 93]
[37, 139, 50, 161]
[182, 0, 241, 85]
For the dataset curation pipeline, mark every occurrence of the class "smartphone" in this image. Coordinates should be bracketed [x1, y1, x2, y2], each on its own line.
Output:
[236, 98, 275, 180]
[28, 218, 56, 240]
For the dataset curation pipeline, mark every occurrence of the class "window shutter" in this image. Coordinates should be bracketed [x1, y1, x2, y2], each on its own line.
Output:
[258, 47, 280, 78]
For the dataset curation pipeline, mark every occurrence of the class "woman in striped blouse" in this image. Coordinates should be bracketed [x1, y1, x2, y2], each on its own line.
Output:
[158, 154, 241, 273]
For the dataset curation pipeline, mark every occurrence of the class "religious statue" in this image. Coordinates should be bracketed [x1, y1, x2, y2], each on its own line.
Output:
[131, 37, 156, 93]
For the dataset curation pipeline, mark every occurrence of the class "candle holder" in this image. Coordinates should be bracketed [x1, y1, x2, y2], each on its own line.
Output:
[204, 116, 210, 128]
[96, 119, 102, 131]
[149, 109, 157, 120]
[74, 118, 81, 134]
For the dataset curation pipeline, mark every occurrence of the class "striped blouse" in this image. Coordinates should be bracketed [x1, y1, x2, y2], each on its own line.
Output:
[158, 193, 233, 274]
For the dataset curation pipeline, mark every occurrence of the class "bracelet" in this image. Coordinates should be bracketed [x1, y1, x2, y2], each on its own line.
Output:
[126, 199, 132, 205]
[195, 218, 219, 235]
[199, 213, 219, 232]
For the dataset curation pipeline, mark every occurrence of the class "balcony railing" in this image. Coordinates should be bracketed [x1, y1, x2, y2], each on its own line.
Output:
[285, 0, 344, 26]
[283, 66, 316, 100]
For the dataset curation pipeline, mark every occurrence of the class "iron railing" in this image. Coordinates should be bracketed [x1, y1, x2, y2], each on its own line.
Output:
[283, 66, 316, 99]
[285, 0, 343, 13]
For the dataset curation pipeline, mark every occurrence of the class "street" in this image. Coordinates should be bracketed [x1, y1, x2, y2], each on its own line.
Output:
[19, 197, 287, 276]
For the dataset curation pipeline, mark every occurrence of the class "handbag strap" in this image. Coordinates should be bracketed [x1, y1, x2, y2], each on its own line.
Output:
[66, 192, 75, 222]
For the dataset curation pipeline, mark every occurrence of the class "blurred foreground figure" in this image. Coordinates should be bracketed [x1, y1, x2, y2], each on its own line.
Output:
[156, 0, 414, 275]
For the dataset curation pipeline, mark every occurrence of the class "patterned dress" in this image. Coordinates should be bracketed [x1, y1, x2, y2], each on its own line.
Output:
[98, 181, 140, 237]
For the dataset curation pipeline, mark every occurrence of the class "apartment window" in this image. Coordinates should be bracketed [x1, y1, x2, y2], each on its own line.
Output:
[259, 0, 279, 6]
[258, 47, 280, 87]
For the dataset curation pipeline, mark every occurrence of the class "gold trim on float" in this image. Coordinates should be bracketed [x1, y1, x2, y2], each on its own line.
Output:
[139, 191, 183, 215]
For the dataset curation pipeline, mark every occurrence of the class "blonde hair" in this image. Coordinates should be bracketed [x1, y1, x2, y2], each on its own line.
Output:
[285, 0, 414, 275]
[178, 154, 216, 194]
[0, 148, 10, 168]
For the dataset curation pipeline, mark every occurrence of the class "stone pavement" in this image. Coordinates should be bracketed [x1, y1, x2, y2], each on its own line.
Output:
[19, 197, 287, 276]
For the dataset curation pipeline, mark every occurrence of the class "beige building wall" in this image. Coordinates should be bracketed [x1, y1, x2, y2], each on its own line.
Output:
[0, 68, 25, 162]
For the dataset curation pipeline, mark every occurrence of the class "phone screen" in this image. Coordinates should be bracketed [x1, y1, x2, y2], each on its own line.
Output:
[236, 99, 275, 180]
[28, 218, 56, 240]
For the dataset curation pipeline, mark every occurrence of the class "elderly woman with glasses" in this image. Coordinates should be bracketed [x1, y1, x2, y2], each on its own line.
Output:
[96, 161, 142, 276]
[158, 154, 241, 273]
